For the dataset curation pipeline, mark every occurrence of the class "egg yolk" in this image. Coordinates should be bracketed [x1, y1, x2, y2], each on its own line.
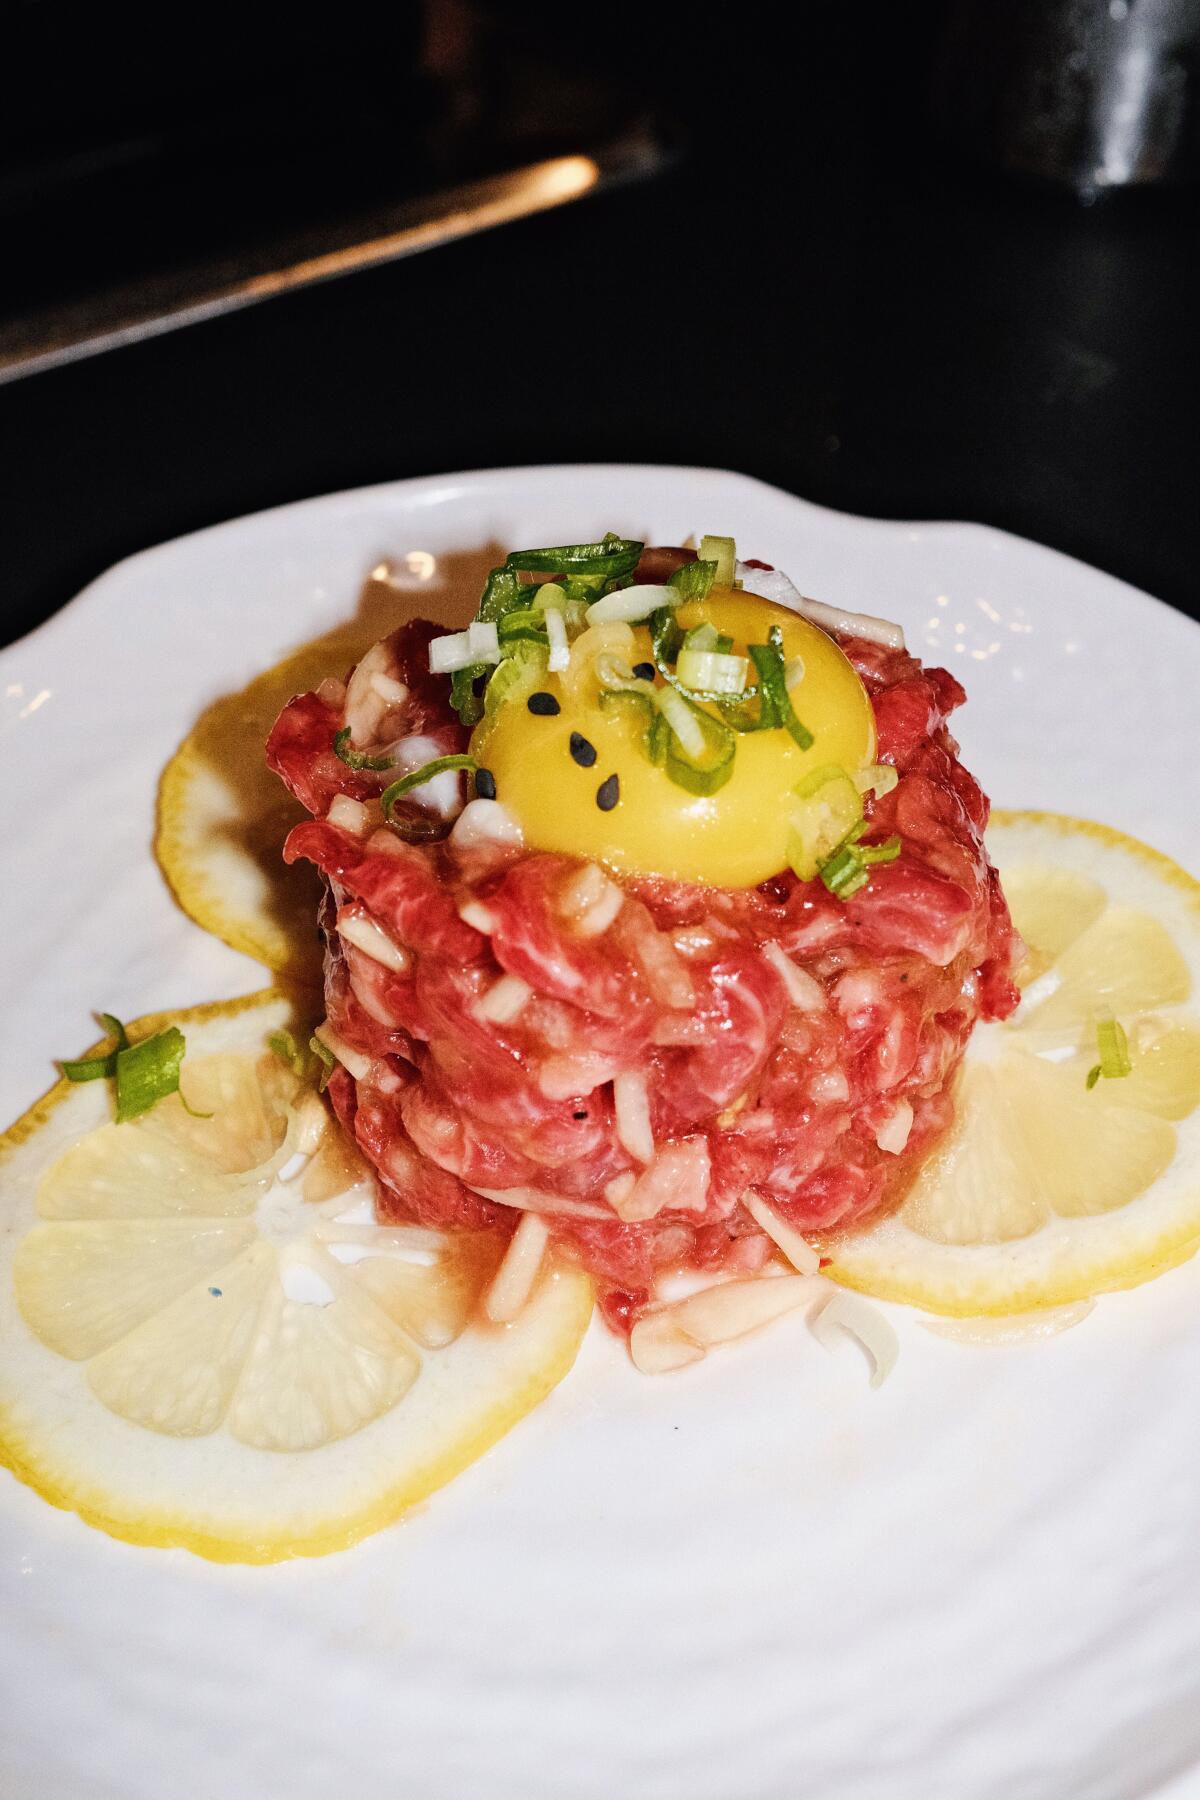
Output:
[469, 587, 876, 888]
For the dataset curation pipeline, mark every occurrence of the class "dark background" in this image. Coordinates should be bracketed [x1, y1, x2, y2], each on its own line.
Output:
[2, 0, 1197, 648]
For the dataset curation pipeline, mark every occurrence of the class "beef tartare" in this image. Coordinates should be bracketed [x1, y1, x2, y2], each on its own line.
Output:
[266, 534, 1019, 1334]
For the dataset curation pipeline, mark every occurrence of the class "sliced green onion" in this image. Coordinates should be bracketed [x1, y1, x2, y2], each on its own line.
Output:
[332, 728, 393, 772]
[308, 1034, 336, 1092]
[681, 622, 719, 654]
[676, 649, 750, 695]
[788, 765, 864, 881]
[749, 627, 815, 749]
[818, 831, 901, 899]
[1087, 1016, 1133, 1088]
[429, 630, 482, 675]
[585, 583, 677, 625]
[450, 666, 485, 728]
[654, 685, 708, 759]
[381, 755, 477, 819]
[484, 640, 549, 715]
[477, 565, 525, 624]
[60, 1012, 131, 1083]
[535, 582, 567, 611]
[595, 652, 643, 692]
[669, 559, 718, 602]
[505, 536, 643, 581]
[653, 696, 736, 796]
[495, 607, 551, 647]
[855, 763, 899, 798]
[467, 621, 501, 664]
[269, 1029, 312, 1081]
[545, 607, 570, 671]
[698, 535, 736, 586]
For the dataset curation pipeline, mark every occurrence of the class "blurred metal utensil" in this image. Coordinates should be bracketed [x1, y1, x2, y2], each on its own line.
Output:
[0, 126, 666, 386]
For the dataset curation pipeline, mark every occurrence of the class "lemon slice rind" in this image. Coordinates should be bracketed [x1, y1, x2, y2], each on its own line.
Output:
[0, 991, 592, 1562]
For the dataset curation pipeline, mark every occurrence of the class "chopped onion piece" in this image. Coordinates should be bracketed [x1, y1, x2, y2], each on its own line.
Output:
[561, 862, 624, 936]
[545, 606, 570, 672]
[604, 1171, 637, 1210]
[467, 621, 501, 664]
[585, 583, 677, 625]
[810, 1290, 899, 1388]
[475, 974, 532, 1025]
[327, 795, 370, 836]
[735, 561, 906, 649]
[338, 910, 410, 974]
[697, 534, 736, 586]
[428, 630, 479, 675]
[614, 1072, 655, 1164]
[370, 672, 409, 704]
[654, 685, 707, 759]
[458, 901, 497, 933]
[483, 1214, 549, 1323]
[343, 640, 394, 746]
[855, 763, 899, 798]
[629, 1315, 706, 1375]
[451, 799, 524, 850]
[631, 1273, 817, 1373]
[742, 1192, 821, 1274]
[761, 942, 826, 1012]
[619, 1137, 709, 1222]
[676, 649, 750, 694]
[875, 1098, 914, 1154]
[312, 1021, 371, 1081]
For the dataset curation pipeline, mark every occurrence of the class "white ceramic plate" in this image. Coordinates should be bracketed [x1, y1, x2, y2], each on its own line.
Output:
[2, 466, 1199, 1800]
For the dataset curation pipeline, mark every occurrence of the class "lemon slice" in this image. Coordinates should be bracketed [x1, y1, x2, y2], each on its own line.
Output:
[155, 568, 474, 981]
[825, 811, 1200, 1315]
[0, 991, 592, 1561]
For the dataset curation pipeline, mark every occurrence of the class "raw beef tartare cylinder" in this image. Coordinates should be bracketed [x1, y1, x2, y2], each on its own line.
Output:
[266, 534, 1020, 1332]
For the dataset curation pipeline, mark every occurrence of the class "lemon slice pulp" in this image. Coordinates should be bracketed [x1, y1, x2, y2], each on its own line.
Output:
[0, 992, 592, 1561]
[826, 811, 1200, 1315]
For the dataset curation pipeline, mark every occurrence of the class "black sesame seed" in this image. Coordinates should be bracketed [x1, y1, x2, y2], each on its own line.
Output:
[632, 662, 656, 682]
[527, 691, 560, 716]
[573, 1110, 588, 1121]
[596, 773, 620, 812]
[569, 731, 597, 768]
[475, 767, 497, 800]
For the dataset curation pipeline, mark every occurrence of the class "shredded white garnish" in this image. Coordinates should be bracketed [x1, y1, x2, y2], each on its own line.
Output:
[475, 974, 532, 1025]
[761, 942, 826, 1012]
[338, 910, 410, 974]
[809, 1290, 899, 1387]
[742, 1191, 821, 1274]
[545, 606, 570, 672]
[735, 560, 906, 650]
[630, 1274, 817, 1374]
[312, 1021, 371, 1081]
[484, 1214, 550, 1323]
[874, 1098, 914, 1154]
[469, 1184, 611, 1220]
[613, 1072, 655, 1165]
[458, 900, 497, 934]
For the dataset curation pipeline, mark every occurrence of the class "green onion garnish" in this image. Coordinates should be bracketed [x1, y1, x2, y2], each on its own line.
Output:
[787, 766, 864, 881]
[268, 1029, 328, 1084]
[332, 728, 393, 772]
[60, 1011, 131, 1082]
[669, 559, 718, 602]
[504, 535, 643, 581]
[697, 535, 736, 587]
[1087, 1016, 1133, 1088]
[818, 829, 902, 899]
[477, 565, 525, 624]
[749, 628, 815, 750]
[676, 648, 750, 695]
[61, 1015, 209, 1122]
[308, 1034, 336, 1092]
[381, 755, 477, 821]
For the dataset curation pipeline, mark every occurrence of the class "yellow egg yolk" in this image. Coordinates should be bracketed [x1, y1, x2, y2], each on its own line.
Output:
[469, 587, 876, 888]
